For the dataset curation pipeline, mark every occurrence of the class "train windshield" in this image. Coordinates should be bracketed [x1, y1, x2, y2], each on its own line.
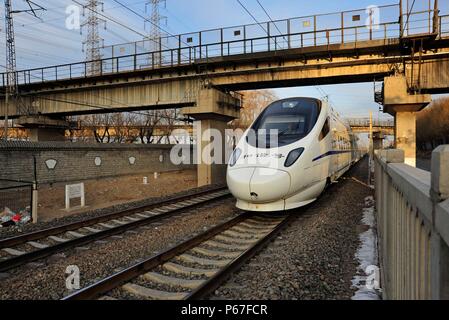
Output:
[248, 98, 321, 148]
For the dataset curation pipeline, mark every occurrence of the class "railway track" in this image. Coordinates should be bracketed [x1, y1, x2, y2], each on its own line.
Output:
[63, 212, 295, 300]
[0, 187, 230, 273]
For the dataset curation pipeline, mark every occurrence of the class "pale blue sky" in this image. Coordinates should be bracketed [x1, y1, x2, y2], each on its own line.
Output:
[1, 0, 448, 119]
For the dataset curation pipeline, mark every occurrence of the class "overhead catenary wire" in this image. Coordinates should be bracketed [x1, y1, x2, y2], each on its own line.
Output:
[236, 0, 284, 50]
[255, 0, 288, 46]
[402, 0, 417, 37]
[236, 0, 268, 34]
[73, 0, 189, 61]
[109, 0, 190, 48]
[71, 0, 148, 39]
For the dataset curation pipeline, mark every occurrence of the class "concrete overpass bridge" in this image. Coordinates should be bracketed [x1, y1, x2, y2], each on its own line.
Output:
[347, 118, 395, 135]
[1, 1, 449, 184]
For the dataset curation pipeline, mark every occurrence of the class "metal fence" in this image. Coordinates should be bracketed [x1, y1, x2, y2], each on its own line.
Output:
[374, 147, 449, 299]
[1, 4, 447, 87]
[347, 118, 395, 128]
[0, 179, 33, 223]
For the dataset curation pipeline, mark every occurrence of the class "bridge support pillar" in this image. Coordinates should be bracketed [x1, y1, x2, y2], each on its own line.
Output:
[16, 116, 70, 142]
[372, 131, 384, 152]
[383, 75, 432, 167]
[182, 87, 240, 187]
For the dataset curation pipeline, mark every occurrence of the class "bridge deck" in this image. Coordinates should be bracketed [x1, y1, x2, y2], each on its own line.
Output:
[0, 4, 447, 90]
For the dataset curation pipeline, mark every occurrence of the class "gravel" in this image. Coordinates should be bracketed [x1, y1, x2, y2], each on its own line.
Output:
[211, 157, 373, 300]
[0, 183, 225, 240]
[0, 157, 373, 300]
[0, 197, 239, 300]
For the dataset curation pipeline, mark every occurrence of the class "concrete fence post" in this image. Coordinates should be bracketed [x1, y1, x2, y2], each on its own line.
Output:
[32, 183, 38, 223]
[375, 149, 404, 299]
[384, 149, 405, 164]
[430, 145, 449, 299]
[431, 145, 449, 202]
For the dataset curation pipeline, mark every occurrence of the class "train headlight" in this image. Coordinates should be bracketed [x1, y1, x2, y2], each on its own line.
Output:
[284, 148, 304, 167]
[229, 148, 242, 167]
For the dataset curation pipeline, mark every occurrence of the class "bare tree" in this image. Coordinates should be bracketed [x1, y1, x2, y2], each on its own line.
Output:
[230, 90, 278, 130]
[417, 97, 449, 150]
[136, 110, 162, 144]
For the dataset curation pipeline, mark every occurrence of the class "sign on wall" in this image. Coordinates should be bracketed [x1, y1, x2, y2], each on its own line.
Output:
[65, 183, 85, 210]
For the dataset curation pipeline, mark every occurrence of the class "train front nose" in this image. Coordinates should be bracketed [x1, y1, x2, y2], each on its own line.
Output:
[227, 167, 291, 203]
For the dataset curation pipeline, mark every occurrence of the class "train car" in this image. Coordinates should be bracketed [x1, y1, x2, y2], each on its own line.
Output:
[226, 97, 361, 212]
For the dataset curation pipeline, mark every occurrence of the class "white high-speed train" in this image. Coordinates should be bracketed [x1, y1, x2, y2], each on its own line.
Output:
[227, 97, 363, 212]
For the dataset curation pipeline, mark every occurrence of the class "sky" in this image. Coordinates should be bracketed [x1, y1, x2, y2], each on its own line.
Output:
[1, 0, 448, 120]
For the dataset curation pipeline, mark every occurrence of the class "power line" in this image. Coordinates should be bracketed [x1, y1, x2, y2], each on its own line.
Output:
[3, 0, 46, 140]
[236, 0, 284, 50]
[236, 0, 268, 35]
[72, 0, 148, 38]
[255, 0, 287, 46]
[72, 0, 187, 61]
[402, 0, 417, 37]
[110, 0, 190, 48]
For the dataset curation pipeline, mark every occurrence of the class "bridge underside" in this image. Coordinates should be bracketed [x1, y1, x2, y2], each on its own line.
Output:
[1, 38, 449, 119]
[351, 127, 395, 136]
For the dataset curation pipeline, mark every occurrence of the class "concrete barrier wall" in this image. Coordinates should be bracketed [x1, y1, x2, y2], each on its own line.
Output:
[0, 141, 194, 185]
[374, 147, 449, 300]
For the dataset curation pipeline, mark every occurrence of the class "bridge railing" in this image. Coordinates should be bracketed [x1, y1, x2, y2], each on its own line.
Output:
[374, 147, 449, 299]
[440, 14, 449, 37]
[1, 4, 447, 88]
[346, 118, 395, 128]
[0, 20, 402, 87]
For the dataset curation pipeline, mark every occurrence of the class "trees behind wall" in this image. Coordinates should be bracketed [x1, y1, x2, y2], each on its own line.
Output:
[68, 109, 181, 144]
[417, 97, 449, 152]
[230, 90, 278, 130]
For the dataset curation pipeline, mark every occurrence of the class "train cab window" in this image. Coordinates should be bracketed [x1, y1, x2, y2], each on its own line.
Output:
[319, 118, 330, 141]
[248, 98, 321, 148]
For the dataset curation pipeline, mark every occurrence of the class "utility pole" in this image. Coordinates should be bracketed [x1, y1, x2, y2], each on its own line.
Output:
[81, 0, 106, 76]
[3, 0, 16, 140]
[369, 111, 374, 160]
[145, 0, 167, 66]
[3, 0, 45, 141]
[433, 0, 439, 34]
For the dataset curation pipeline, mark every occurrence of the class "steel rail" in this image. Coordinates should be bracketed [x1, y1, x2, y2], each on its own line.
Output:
[0, 187, 230, 272]
[186, 214, 295, 299]
[63, 213, 295, 301]
[63, 213, 250, 300]
[0, 186, 226, 249]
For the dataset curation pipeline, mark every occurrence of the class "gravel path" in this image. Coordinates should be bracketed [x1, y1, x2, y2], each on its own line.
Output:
[211, 157, 373, 300]
[0, 197, 239, 300]
[0, 183, 224, 240]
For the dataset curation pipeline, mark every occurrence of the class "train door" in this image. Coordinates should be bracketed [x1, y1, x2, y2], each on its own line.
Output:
[331, 118, 339, 179]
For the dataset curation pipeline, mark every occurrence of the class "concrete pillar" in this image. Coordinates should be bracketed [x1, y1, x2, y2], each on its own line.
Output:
[394, 112, 416, 167]
[382, 75, 431, 168]
[195, 119, 229, 186]
[372, 131, 384, 153]
[29, 127, 66, 142]
[182, 87, 240, 187]
[16, 115, 70, 142]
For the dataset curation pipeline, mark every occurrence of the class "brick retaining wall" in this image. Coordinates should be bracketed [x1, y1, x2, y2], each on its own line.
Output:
[0, 141, 194, 184]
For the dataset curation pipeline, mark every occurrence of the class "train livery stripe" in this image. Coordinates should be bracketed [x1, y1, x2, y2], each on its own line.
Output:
[312, 150, 352, 162]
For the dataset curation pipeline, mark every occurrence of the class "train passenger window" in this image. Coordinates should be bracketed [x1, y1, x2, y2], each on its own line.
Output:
[319, 118, 330, 141]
